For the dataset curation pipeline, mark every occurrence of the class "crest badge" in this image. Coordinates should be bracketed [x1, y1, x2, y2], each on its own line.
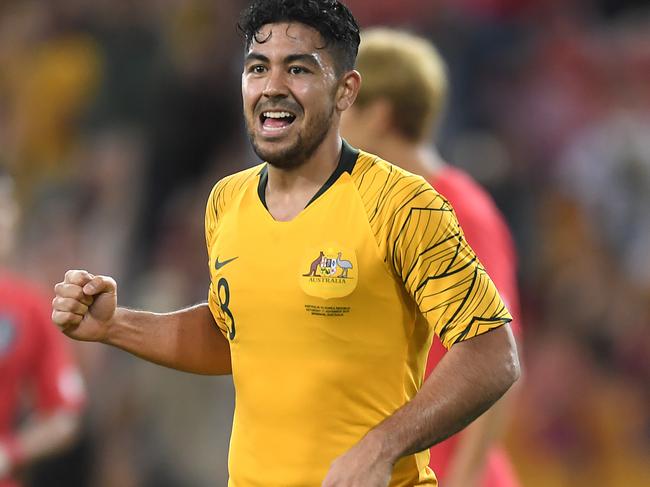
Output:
[300, 246, 358, 299]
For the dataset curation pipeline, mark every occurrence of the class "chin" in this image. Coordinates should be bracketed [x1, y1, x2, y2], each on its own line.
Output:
[251, 137, 306, 170]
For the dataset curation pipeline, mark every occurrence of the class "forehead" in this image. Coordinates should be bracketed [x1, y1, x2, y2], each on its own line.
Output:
[247, 22, 330, 58]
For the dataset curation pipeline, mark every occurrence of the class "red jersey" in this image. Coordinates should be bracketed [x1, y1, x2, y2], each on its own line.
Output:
[427, 166, 521, 487]
[0, 272, 85, 487]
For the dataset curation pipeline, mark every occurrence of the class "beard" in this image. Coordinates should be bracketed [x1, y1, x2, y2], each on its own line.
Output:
[247, 103, 335, 170]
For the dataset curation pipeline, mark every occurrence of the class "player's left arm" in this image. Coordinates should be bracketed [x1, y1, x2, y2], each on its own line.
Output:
[440, 199, 523, 487]
[322, 327, 519, 487]
[443, 376, 521, 487]
[0, 297, 85, 481]
[322, 181, 520, 487]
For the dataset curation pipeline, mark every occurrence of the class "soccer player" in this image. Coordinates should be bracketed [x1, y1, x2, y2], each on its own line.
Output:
[341, 29, 522, 487]
[51, 1, 520, 486]
[0, 170, 85, 487]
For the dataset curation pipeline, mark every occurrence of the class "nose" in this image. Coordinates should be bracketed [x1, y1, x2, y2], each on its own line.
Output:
[262, 69, 288, 99]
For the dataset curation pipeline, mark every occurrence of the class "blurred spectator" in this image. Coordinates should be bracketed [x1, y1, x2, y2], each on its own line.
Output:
[128, 0, 245, 279]
[0, 169, 86, 487]
[0, 0, 100, 208]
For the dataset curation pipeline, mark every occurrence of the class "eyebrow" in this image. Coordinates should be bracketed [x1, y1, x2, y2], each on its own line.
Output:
[244, 52, 322, 69]
[285, 54, 321, 69]
[244, 52, 270, 64]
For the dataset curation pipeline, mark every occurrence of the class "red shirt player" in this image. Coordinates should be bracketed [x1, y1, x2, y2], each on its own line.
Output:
[0, 172, 85, 487]
[427, 166, 521, 487]
[342, 28, 522, 487]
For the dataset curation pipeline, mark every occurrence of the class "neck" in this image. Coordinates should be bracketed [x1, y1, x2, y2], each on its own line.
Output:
[265, 129, 342, 222]
[369, 134, 446, 180]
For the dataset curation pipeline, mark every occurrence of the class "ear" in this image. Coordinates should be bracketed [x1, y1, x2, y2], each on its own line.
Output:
[335, 70, 362, 112]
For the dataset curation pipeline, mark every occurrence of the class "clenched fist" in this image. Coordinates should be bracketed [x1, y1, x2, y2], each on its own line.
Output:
[52, 270, 117, 342]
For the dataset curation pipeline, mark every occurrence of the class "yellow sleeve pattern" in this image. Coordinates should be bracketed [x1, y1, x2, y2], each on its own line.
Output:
[353, 153, 511, 349]
[204, 165, 263, 332]
[204, 181, 224, 329]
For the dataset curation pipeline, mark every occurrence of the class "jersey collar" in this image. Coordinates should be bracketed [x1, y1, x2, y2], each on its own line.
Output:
[257, 139, 360, 210]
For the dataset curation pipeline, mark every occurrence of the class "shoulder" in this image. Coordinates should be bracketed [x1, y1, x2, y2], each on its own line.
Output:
[351, 150, 451, 219]
[206, 163, 265, 218]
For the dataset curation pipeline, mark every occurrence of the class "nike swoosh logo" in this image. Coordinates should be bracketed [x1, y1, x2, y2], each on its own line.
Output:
[215, 256, 238, 270]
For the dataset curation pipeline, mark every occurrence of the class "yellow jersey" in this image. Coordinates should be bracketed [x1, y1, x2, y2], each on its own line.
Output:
[205, 141, 511, 487]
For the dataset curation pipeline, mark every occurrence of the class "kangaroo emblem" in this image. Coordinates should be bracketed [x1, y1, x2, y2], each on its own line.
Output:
[303, 251, 325, 277]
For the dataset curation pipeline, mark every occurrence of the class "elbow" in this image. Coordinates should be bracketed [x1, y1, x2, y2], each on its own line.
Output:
[497, 324, 521, 393]
[488, 329, 521, 399]
[503, 342, 521, 393]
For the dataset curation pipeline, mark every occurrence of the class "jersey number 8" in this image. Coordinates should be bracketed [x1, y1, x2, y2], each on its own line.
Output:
[217, 278, 236, 340]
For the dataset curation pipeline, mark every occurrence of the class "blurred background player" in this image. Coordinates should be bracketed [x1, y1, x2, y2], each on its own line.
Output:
[341, 28, 523, 487]
[0, 168, 85, 487]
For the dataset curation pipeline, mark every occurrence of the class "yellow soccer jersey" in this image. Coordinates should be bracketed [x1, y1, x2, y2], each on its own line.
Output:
[205, 140, 511, 487]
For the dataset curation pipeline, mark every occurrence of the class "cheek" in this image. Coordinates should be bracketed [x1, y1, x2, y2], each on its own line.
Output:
[292, 81, 333, 114]
[241, 77, 260, 112]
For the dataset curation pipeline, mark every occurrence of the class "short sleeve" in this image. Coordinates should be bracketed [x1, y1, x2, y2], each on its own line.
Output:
[387, 181, 512, 349]
[434, 169, 523, 340]
[205, 183, 229, 337]
[451, 199, 522, 340]
[207, 283, 228, 337]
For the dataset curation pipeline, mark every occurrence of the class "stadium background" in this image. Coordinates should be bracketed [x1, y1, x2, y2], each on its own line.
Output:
[1, 0, 649, 485]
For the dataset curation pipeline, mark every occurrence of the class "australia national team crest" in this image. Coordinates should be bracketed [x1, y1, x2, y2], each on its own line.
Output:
[299, 246, 358, 299]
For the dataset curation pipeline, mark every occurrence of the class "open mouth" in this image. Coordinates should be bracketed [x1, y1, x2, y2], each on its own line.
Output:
[259, 111, 297, 132]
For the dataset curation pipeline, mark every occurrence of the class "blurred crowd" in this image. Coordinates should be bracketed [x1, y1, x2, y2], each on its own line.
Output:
[1, 0, 649, 486]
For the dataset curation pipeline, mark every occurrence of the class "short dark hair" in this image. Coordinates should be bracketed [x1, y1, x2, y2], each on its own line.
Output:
[238, 0, 360, 74]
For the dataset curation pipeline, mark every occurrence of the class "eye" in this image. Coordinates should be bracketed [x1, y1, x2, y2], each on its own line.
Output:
[289, 66, 310, 75]
[248, 64, 267, 74]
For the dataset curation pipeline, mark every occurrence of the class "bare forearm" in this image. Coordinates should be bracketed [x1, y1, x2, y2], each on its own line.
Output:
[445, 352, 522, 487]
[370, 326, 520, 464]
[444, 393, 509, 486]
[104, 303, 232, 375]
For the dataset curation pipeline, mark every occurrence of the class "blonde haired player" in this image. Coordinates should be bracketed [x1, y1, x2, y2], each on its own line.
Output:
[342, 29, 523, 487]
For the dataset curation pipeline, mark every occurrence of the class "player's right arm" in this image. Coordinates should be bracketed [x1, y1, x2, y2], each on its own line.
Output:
[52, 270, 232, 375]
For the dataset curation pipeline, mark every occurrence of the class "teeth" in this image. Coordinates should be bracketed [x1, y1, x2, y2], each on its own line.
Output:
[263, 111, 293, 119]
